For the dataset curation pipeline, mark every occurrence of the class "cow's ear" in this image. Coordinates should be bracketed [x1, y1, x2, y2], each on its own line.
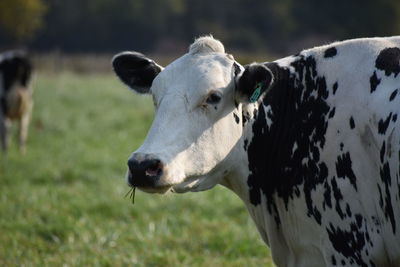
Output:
[235, 63, 274, 103]
[112, 51, 163, 94]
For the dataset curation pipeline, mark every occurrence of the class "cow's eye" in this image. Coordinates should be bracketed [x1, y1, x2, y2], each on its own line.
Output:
[206, 92, 222, 105]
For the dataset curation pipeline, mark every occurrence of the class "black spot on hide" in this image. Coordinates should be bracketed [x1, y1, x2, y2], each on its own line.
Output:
[375, 47, 400, 77]
[332, 82, 338, 95]
[380, 162, 396, 233]
[378, 112, 393, 135]
[335, 152, 357, 191]
[327, 222, 369, 267]
[331, 255, 337, 265]
[370, 71, 381, 93]
[324, 47, 337, 58]
[389, 89, 398, 101]
[349, 117, 355, 129]
[328, 107, 336, 118]
[233, 113, 240, 124]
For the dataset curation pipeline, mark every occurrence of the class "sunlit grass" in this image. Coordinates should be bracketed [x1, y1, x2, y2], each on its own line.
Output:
[0, 71, 273, 266]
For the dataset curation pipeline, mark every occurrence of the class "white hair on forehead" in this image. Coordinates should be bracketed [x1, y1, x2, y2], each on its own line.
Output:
[189, 35, 225, 54]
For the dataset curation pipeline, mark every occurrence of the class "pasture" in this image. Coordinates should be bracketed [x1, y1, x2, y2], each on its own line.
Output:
[0, 70, 273, 266]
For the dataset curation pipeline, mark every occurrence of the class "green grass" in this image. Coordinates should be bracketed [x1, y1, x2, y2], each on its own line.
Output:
[0, 71, 273, 266]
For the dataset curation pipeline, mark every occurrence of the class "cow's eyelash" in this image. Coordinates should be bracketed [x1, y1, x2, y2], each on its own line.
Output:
[204, 91, 222, 106]
[206, 92, 222, 104]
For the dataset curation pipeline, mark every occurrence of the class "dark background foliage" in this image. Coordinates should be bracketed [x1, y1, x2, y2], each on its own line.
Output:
[1, 0, 400, 55]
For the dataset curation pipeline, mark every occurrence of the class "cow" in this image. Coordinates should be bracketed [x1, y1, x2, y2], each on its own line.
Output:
[112, 36, 400, 266]
[0, 50, 33, 154]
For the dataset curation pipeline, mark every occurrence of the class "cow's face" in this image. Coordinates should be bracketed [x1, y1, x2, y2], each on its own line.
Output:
[113, 37, 273, 193]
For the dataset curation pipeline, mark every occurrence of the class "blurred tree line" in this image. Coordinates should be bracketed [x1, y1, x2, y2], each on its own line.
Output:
[1, 0, 400, 54]
[0, 0, 47, 43]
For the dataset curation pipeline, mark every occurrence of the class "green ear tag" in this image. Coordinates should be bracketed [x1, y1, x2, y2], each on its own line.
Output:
[249, 82, 264, 103]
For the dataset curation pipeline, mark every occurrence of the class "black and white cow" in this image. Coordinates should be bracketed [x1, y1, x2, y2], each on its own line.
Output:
[112, 36, 400, 266]
[0, 50, 33, 153]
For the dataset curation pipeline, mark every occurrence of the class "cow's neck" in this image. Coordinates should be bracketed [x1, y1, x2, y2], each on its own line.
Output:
[221, 63, 294, 244]
[222, 56, 335, 263]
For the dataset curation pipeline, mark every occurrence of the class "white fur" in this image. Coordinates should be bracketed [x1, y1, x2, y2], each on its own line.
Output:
[189, 35, 225, 55]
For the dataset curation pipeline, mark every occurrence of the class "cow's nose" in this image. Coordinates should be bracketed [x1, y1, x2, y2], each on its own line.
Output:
[127, 153, 164, 187]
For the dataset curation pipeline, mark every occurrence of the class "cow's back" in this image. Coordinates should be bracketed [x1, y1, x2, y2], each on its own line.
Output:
[321, 37, 400, 266]
[255, 37, 400, 266]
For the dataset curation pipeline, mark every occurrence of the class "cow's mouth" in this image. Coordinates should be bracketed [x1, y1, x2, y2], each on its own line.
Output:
[135, 182, 194, 194]
[132, 178, 200, 194]
[126, 169, 208, 194]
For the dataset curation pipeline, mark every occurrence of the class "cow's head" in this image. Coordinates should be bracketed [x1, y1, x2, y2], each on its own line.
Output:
[113, 36, 273, 193]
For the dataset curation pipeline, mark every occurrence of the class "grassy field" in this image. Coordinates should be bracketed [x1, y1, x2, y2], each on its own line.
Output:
[0, 71, 273, 266]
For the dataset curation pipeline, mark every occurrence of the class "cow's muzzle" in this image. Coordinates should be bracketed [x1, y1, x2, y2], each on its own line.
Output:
[127, 153, 165, 188]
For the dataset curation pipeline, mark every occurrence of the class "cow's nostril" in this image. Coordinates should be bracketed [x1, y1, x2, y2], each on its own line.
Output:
[144, 159, 163, 177]
[127, 155, 164, 187]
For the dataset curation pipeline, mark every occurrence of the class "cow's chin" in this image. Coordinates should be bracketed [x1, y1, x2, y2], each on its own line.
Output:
[136, 185, 172, 194]
[171, 176, 217, 193]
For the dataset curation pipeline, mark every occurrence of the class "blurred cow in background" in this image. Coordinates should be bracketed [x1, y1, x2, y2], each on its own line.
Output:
[0, 50, 33, 154]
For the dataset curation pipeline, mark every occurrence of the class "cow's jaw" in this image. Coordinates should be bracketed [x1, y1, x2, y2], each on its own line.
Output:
[170, 175, 209, 193]
[170, 162, 233, 193]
